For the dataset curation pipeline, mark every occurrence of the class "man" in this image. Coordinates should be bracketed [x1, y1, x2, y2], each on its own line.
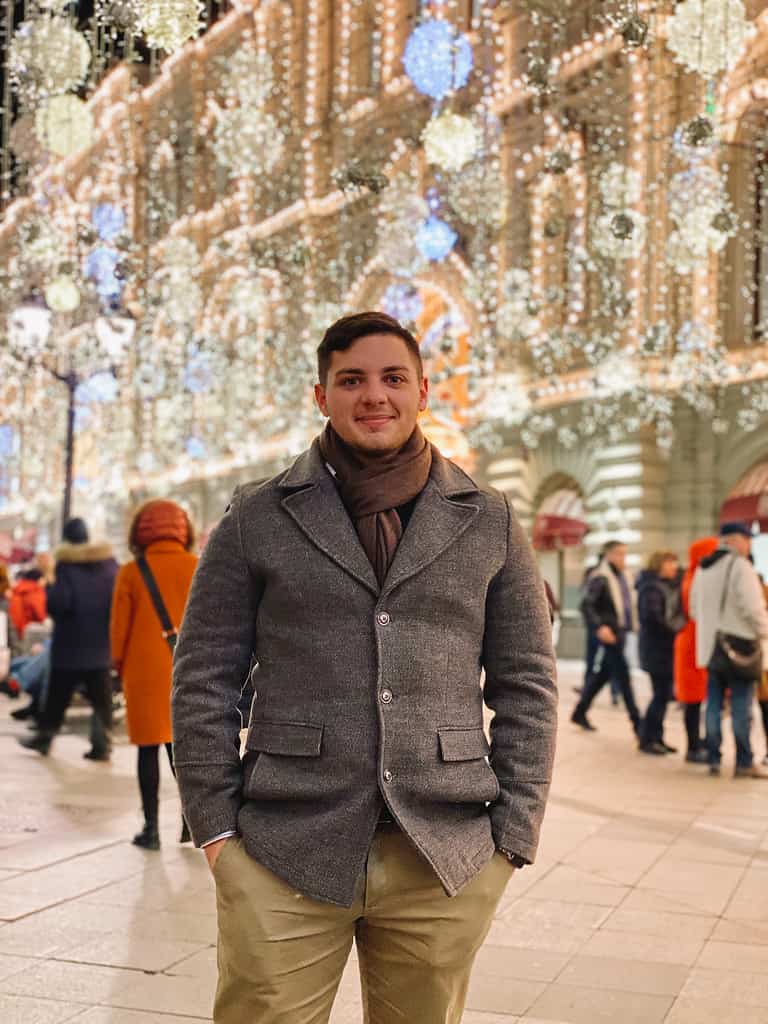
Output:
[172, 311, 558, 1024]
[576, 544, 622, 706]
[690, 521, 768, 778]
[19, 518, 118, 760]
[571, 540, 641, 735]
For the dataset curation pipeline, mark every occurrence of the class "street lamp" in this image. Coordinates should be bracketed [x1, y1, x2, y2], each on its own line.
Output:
[6, 297, 135, 525]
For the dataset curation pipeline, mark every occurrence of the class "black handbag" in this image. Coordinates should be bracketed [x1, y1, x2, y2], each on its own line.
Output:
[710, 556, 763, 683]
[136, 556, 178, 653]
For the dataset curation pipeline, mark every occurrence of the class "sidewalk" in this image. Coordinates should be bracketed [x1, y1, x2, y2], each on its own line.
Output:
[1, 662, 768, 1022]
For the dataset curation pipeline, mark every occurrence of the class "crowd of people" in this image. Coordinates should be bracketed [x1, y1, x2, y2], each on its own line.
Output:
[570, 523, 768, 777]
[0, 501, 198, 849]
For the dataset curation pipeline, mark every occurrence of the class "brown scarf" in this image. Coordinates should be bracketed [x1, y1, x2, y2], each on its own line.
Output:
[319, 423, 433, 586]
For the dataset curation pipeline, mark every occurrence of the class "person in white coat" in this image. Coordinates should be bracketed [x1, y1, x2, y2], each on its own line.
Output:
[690, 522, 768, 778]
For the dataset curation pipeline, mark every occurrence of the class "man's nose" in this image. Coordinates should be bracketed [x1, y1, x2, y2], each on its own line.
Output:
[360, 382, 388, 405]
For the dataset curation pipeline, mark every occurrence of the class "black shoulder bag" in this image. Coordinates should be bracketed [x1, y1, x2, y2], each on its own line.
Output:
[136, 556, 178, 653]
[711, 555, 763, 683]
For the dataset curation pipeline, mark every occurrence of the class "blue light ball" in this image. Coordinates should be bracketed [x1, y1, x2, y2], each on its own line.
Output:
[76, 371, 119, 405]
[92, 203, 126, 242]
[403, 19, 473, 101]
[85, 247, 123, 301]
[416, 215, 458, 262]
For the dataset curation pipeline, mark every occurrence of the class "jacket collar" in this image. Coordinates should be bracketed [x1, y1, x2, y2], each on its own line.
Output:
[54, 541, 114, 564]
[278, 439, 481, 598]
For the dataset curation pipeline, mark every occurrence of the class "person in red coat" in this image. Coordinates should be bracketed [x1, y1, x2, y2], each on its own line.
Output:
[111, 499, 198, 850]
[674, 536, 719, 763]
[8, 569, 47, 639]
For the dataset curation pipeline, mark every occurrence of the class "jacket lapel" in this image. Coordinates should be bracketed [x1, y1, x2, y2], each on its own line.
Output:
[279, 444, 379, 596]
[380, 451, 480, 601]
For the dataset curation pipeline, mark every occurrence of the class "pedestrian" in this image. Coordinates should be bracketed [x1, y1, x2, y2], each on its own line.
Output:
[756, 576, 768, 767]
[110, 499, 198, 850]
[19, 518, 118, 760]
[577, 547, 622, 705]
[571, 540, 641, 735]
[690, 521, 768, 778]
[674, 537, 718, 764]
[172, 311, 558, 1024]
[8, 566, 47, 640]
[637, 550, 685, 755]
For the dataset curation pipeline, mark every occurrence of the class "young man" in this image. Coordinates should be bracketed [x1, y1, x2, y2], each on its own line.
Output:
[690, 521, 768, 778]
[172, 311, 558, 1024]
[571, 540, 641, 736]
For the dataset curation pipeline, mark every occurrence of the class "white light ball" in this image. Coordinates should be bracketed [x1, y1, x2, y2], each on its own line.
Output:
[10, 17, 91, 97]
[666, 0, 752, 76]
[423, 112, 479, 172]
[137, 0, 202, 52]
[35, 95, 93, 157]
[45, 275, 81, 313]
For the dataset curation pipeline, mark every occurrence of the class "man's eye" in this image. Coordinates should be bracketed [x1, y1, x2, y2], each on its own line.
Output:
[386, 376, 405, 384]
[341, 378, 359, 386]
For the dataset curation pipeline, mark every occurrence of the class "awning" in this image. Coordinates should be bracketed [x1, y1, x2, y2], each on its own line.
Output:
[533, 489, 588, 551]
[720, 461, 768, 532]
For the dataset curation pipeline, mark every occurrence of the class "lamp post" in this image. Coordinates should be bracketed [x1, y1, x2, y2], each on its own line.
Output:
[6, 298, 135, 528]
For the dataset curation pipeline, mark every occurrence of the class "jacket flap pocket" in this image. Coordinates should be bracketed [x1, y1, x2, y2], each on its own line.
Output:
[247, 721, 323, 757]
[438, 727, 490, 762]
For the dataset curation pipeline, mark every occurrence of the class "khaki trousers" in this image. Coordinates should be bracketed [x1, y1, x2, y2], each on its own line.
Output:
[213, 826, 514, 1023]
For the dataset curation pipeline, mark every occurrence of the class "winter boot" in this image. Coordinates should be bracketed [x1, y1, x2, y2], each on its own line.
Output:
[11, 696, 39, 721]
[133, 819, 160, 851]
[18, 731, 52, 755]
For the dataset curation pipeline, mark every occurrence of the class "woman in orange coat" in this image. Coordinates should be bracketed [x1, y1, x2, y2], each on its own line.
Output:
[111, 500, 197, 850]
[674, 536, 718, 764]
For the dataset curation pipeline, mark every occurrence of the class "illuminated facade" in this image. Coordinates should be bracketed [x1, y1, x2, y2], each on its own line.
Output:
[1, 2, 767, 640]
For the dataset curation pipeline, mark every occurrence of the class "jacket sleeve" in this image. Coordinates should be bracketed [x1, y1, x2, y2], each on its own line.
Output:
[171, 488, 262, 847]
[46, 568, 74, 618]
[482, 496, 558, 864]
[109, 565, 133, 672]
[8, 591, 25, 635]
[580, 575, 607, 631]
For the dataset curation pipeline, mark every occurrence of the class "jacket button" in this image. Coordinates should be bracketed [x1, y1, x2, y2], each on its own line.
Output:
[381, 689, 393, 704]
[376, 611, 391, 626]
[383, 769, 393, 783]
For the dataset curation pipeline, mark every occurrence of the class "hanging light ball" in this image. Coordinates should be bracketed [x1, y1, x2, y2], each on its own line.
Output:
[422, 112, 478, 173]
[611, 212, 635, 240]
[683, 115, 715, 149]
[403, 19, 473, 101]
[711, 209, 736, 234]
[543, 215, 565, 239]
[382, 283, 423, 325]
[666, 0, 752, 77]
[619, 14, 649, 49]
[545, 149, 573, 175]
[45, 275, 81, 313]
[9, 17, 91, 98]
[35, 95, 93, 157]
[137, 0, 202, 52]
[524, 55, 551, 93]
[92, 204, 126, 242]
[416, 216, 458, 262]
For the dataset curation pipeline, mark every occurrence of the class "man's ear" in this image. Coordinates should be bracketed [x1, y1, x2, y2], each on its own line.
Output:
[314, 382, 329, 417]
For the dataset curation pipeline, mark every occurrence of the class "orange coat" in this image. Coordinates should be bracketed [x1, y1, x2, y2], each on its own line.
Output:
[674, 537, 719, 704]
[110, 540, 197, 746]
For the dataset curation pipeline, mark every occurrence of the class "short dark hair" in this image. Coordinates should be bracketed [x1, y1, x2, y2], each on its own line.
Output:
[603, 540, 626, 554]
[316, 311, 423, 385]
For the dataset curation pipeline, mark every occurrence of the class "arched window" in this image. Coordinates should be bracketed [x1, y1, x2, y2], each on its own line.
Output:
[532, 479, 589, 617]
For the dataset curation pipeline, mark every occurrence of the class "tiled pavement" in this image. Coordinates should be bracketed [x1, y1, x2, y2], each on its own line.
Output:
[2, 661, 768, 1022]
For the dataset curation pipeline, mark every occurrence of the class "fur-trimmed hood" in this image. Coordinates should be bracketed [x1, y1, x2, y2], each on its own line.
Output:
[54, 541, 114, 564]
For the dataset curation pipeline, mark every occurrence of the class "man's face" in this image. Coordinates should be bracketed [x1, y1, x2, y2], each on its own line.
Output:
[314, 333, 428, 455]
[726, 533, 751, 557]
[607, 544, 628, 572]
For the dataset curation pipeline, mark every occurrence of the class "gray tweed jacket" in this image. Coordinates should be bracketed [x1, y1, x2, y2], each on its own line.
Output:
[172, 440, 557, 907]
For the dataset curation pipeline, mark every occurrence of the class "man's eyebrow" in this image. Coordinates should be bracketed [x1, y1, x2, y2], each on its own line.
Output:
[334, 365, 412, 377]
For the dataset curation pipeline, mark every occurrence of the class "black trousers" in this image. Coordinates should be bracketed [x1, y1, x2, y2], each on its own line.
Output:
[760, 701, 768, 748]
[138, 743, 175, 826]
[683, 702, 703, 754]
[575, 638, 640, 732]
[640, 670, 673, 746]
[39, 667, 112, 752]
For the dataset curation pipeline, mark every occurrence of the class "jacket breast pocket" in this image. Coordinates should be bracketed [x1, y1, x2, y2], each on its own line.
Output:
[435, 726, 500, 804]
[243, 720, 325, 802]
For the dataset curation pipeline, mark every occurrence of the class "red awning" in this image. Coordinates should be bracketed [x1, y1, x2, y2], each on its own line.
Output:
[533, 513, 589, 551]
[720, 461, 768, 532]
